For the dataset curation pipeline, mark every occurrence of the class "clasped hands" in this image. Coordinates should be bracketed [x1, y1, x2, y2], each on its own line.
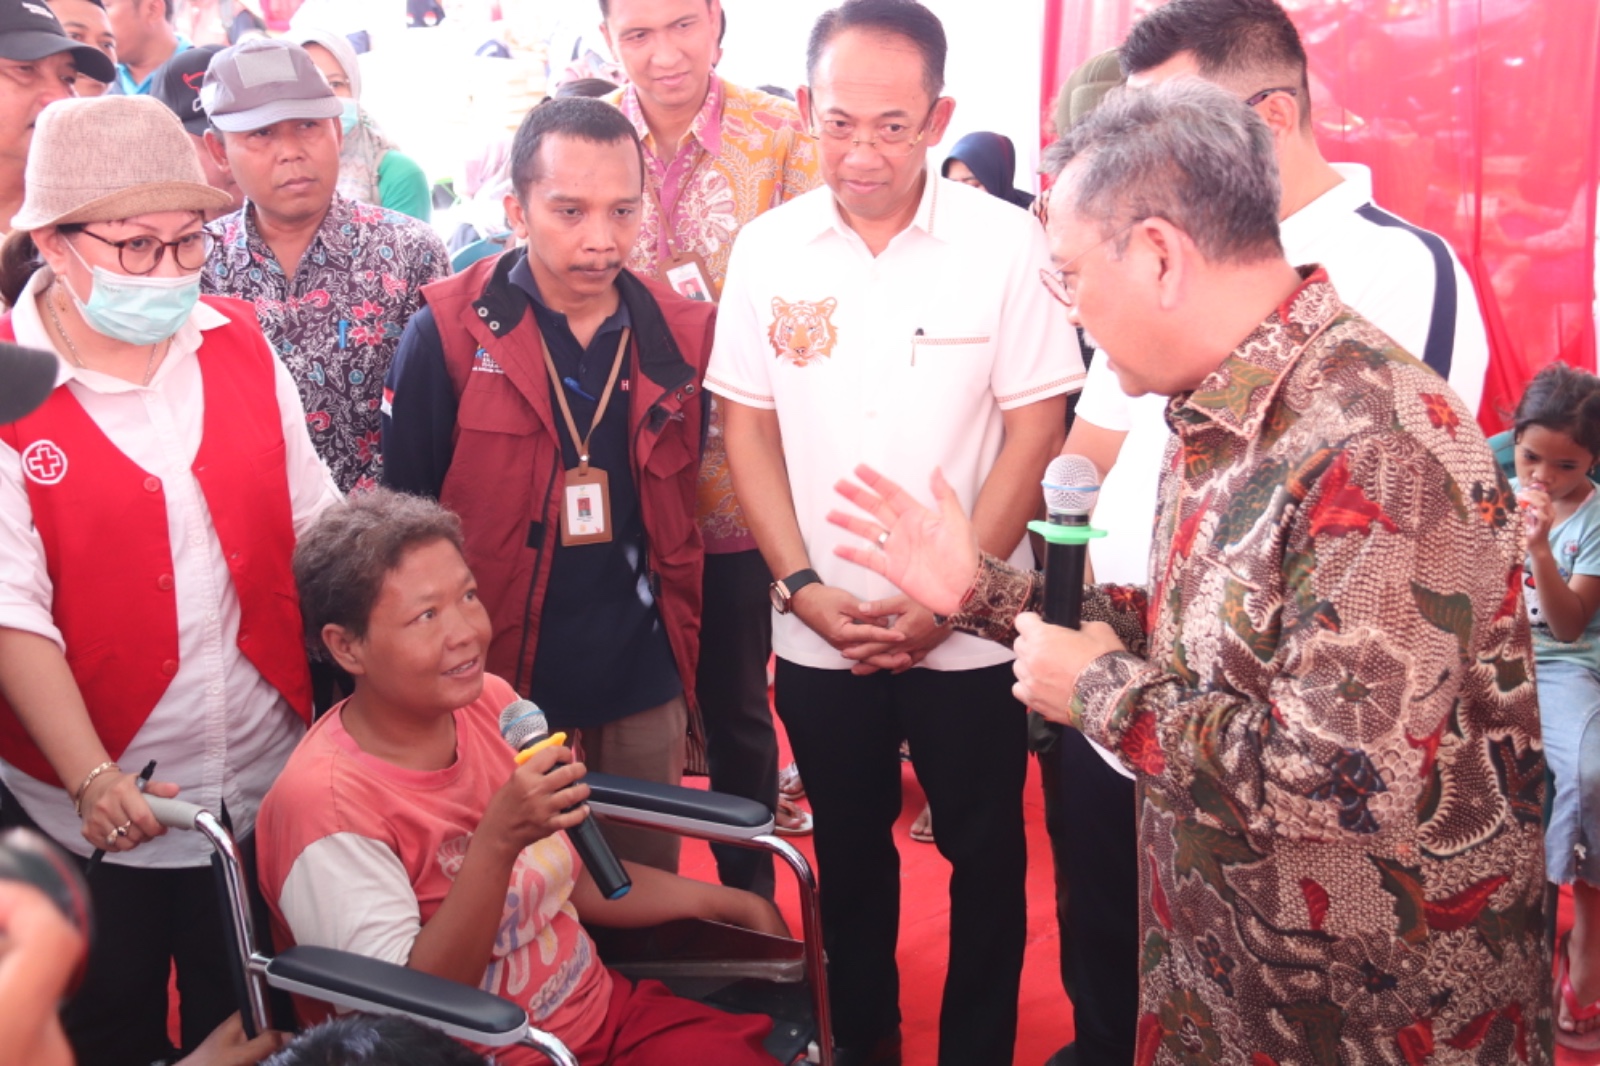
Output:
[824, 464, 1127, 720]
[789, 583, 950, 675]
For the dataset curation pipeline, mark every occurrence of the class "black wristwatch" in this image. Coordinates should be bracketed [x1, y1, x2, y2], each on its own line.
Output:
[770, 568, 822, 614]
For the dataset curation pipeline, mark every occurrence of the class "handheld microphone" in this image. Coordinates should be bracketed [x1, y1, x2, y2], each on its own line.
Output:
[0, 342, 58, 425]
[1028, 454, 1106, 629]
[498, 699, 631, 900]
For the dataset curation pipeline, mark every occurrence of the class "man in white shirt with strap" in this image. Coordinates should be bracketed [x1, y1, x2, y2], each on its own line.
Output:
[707, 3, 1081, 1062]
[1076, 0, 1490, 586]
[1052, 3, 1495, 1065]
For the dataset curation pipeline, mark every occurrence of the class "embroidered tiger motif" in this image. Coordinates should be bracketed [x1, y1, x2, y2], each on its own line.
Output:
[768, 297, 838, 367]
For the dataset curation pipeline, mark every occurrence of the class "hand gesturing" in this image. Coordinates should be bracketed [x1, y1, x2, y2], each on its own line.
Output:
[827, 465, 981, 617]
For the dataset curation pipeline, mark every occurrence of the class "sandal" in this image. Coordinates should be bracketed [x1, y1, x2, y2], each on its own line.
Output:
[909, 804, 934, 844]
[778, 761, 805, 801]
[1555, 932, 1600, 1050]
[775, 795, 813, 837]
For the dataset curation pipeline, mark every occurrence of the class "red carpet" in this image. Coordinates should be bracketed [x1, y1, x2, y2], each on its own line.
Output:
[678, 749, 1076, 1066]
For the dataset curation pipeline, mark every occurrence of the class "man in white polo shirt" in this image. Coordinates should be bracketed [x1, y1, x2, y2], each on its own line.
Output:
[1077, 0, 1491, 587]
[707, 3, 1081, 1061]
[1049, 3, 1496, 1065]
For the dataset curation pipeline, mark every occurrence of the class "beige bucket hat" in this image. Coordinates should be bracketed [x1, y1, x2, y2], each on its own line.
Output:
[9, 95, 236, 232]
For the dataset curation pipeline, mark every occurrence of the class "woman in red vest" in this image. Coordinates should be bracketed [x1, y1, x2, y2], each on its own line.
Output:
[0, 96, 339, 1065]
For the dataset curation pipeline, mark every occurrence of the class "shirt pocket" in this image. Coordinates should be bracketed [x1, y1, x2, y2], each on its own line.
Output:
[456, 379, 539, 438]
[906, 330, 996, 404]
[909, 332, 993, 367]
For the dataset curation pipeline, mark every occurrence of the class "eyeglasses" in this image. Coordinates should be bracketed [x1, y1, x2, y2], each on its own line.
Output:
[810, 105, 938, 156]
[1039, 220, 1140, 310]
[69, 228, 215, 275]
[1243, 85, 1298, 108]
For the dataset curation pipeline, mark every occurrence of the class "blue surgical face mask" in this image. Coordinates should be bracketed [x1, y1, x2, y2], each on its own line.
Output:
[64, 242, 201, 346]
[339, 98, 361, 135]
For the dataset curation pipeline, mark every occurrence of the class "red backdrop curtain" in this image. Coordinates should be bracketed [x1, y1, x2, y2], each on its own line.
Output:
[1040, 0, 1600, 432]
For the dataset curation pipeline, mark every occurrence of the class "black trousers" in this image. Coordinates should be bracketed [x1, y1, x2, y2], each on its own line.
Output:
[1033, 719, 1076, 1006]
[1056, 726, 1139, 1066]
[775, 660, 1028, 1065]
[695, 550, 779, 898]
[0, 786, 237, 1066]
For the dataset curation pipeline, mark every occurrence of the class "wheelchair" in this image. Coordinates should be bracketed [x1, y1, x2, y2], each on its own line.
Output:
[145, 773, 834, 1065]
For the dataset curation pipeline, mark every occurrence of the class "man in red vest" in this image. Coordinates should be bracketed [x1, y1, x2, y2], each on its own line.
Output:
[382, 97, 712, 874]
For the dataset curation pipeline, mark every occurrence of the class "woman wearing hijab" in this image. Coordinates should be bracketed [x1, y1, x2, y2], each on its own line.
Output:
[941, 131, 1035, 211]
[298, 27, 433, 222]
[0, 95, 338, 1066]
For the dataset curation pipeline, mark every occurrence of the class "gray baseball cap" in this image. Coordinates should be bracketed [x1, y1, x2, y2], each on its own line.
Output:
[199, 37, 342, 133]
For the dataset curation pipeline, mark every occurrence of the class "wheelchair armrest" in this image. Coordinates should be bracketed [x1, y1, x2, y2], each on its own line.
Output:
[264, 945, 529, 1047]
[588, 918, 806, 984]
[584, 772, 774, 840]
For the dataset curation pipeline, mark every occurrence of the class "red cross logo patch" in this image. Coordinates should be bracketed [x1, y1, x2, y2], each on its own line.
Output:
[20, 440, 68, 486]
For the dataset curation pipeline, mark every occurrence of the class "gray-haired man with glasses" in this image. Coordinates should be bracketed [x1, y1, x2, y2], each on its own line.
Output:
[705, 1, 1082, 1062]
[1050, 4, 1495, 1066]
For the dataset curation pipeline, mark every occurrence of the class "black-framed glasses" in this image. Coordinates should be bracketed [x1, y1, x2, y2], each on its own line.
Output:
[1243, 86, 1298, 108]
[809, 103, 940, 156]
[1039, 220, 1140, 310]
[69, 228, 215, 275]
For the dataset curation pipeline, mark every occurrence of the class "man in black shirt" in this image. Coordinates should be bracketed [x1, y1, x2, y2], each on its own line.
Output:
[381, 99, 713, 871]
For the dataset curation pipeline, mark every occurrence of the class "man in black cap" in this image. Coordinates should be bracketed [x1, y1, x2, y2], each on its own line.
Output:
[0, 0, 115, 234]
[148, 43, 239, 218]
[44, 0, 116, 96]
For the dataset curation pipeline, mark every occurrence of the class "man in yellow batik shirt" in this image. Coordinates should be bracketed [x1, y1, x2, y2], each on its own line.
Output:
[601, 0, 820, 897]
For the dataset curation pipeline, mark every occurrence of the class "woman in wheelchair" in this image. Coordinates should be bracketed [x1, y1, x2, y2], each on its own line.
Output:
[256, 490, 787, 1065]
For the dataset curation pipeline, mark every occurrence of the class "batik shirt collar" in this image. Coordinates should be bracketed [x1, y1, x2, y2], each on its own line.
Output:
[620, 74, 725, 162]
[1169, 266, 1339, 440]
[227, 193, 350, 281]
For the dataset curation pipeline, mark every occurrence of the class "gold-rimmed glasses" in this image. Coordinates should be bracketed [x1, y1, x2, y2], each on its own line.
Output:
[1039, 220, 1140, 309]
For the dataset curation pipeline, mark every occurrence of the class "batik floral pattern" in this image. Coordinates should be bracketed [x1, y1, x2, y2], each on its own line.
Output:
[953, 271, 1552, 1064]
[203, 194, 448, 493]
[613, 78, 821, 551]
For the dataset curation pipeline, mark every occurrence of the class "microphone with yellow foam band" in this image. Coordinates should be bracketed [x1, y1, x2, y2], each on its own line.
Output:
[498, 699, 631, 900]
[514, 730, 568, 765]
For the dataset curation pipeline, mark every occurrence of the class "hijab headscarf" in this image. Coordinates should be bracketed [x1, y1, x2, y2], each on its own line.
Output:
[941, 132, 1034, 210]
[298, 27, 397, 207]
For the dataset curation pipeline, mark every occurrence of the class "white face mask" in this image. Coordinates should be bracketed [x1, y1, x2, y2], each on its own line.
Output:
[63, 241, 201, 346]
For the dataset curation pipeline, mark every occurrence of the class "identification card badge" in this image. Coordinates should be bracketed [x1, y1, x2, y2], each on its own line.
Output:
[662, 252, 717, 304]
[561, 465, 613, 546]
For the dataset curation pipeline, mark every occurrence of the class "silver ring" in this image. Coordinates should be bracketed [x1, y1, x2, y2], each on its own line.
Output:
[104, 829, 119, 846]
[115, 822, 130, 838]
[876, 530, 890, 548]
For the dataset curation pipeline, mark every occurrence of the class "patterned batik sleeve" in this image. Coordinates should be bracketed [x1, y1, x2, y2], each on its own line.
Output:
[1070, 430, 1530, 839]
[950, 553, 1150, 652]
[780, 127, 822, 202]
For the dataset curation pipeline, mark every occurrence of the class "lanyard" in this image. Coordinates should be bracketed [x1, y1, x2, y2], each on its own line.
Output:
[648, 145, 708, 260]
[540, 326, 630, 474]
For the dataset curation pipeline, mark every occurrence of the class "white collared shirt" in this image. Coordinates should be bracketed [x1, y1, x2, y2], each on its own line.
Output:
[0, 269, 341, 866]
[1079, 161, 1493, 589]
[707, 175, 1084, 671]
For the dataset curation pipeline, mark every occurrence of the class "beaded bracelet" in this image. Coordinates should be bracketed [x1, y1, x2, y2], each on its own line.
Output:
[72, 760, 119, 817]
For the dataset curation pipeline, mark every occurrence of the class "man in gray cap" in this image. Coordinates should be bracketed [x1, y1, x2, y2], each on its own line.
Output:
[0, 0, 115, 233]
[199, 37, 448, 495]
